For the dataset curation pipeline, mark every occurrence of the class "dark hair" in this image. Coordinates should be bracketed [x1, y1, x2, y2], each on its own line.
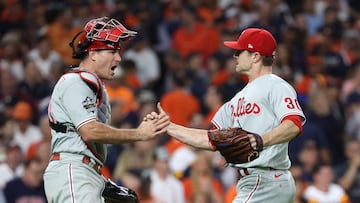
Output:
[24, 157, 42, 168]
[262, 56, 275, 66]
[311, 162, 331, 175]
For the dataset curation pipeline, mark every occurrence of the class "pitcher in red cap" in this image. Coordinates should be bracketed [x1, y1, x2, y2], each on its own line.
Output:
[151, 27, 306, 203]
[43, 17, 170, 203]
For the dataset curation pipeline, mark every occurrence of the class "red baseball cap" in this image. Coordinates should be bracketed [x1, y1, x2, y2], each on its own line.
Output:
[224, 28, 277, 57]
[78, 33, 121, 52]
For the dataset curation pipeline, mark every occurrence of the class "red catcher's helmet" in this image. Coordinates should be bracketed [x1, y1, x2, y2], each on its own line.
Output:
[70, 16, 137, 59]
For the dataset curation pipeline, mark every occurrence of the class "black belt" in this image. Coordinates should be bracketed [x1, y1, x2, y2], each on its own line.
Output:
[50, 153, 103, 175]
[49, 121, 76, 133]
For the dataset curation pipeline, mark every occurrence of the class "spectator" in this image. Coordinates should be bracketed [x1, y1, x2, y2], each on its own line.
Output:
[26, 115, 51, 169]
[305, 87, 345, 165]
[0, 0, 26, 38]
[120, 59, 141, 90]
[171, 4, 220, 60]
[17, 59, 51, 101]
[303, 163, 350, 203]
[0, 117, 16, 161]
[217, 56, 247, 102]
[181, 151, 224, 203]
[10, 101, 42, 155]
[289, 121, 331, 165]
[27, 35, 62, 79]
[0, 144, 23, 190]
[302, 0, 324, 36]
[334, 138, 360, 202]
[105, 74, 136, 120]
[0, 32, 24, 81]
[139, 172, 166, 203]
[161, 50, 186, 94]
[297, 141, 321, 183]
[160, 71, 201, 127]
[3, 157, 47, 203]
[0, 70, 18, 118]
[341, 62, 360, 104]
[294, 55, 328, 104]
[185, 52, 208, 106]
[160, 72, 200, 154]
[44, 7, 83, 65]
[290, 164, 308, 203]
[149, 146, 185, 203]
[344, 91, 360, 140]
[119, 169, 143, 198]
[123, 34, 161, 89]
[112, 140, 157, 182]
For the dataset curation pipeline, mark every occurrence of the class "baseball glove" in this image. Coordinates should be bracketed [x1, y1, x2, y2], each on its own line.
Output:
[208, 128, 263, 164]
[102, 179, 139, 203]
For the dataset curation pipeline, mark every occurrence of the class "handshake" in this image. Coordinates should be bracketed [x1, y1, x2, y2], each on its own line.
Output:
[139, 103, 263, 164]
[137, 102, 170, 141]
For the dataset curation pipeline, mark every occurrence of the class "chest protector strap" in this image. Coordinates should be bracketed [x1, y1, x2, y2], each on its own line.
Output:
[67, 68, 103, 107]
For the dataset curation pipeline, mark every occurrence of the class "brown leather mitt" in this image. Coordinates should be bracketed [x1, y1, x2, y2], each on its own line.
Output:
[208, 128, 263, 164]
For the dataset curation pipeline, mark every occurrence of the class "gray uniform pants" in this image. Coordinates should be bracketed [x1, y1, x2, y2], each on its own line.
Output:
[44, 153, 105, 203]
[233, 168, 295, 203]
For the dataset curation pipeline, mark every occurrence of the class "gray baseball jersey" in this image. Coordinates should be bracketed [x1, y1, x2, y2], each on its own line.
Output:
[44, 67, 111, 202]
[47, 68, 110, 164]
[212, 74, 306, 169]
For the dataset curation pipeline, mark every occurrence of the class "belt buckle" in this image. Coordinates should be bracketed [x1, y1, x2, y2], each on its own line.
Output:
[238, 168, 250, 178]
[84, 156, 102, 174]
[95, 164, 102, 174]
[87, 159, 95, 168]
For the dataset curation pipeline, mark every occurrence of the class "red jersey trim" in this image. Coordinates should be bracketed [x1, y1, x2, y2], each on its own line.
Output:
[281, 115, 302, 136]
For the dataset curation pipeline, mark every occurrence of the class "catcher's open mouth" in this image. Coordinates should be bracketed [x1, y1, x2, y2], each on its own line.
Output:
[111, 66, 117, 71]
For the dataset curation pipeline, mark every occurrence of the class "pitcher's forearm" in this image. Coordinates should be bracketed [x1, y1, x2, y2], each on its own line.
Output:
[261, 120, 300, 147]
[167, 123, 214, 150]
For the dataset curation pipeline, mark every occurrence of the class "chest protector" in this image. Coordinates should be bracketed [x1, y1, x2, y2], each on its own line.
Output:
[67, 68, 111, 124]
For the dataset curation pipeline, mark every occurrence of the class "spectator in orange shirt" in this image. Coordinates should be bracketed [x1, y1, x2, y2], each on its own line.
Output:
[121, 59, 141, 90]
[161, 72, 200, 154]
[160, 72, 200, 127]
[105, 74, 136, 120]
[44, 8, 83, 65]
[172, 4, 220, 60]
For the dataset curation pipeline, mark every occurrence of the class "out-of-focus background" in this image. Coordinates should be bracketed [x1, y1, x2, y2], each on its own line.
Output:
[1, 0, 360, 203]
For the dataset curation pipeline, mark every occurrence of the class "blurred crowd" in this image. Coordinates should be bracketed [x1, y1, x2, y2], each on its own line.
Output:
[1, 0, 360, 202]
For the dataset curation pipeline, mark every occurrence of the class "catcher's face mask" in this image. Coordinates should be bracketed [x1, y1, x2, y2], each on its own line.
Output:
[70, 17, 137, 58]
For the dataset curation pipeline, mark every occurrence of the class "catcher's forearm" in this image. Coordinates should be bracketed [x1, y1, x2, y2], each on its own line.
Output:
[261, 120, 300, 147]
[167, 123, 214, 150]
[79, 120, 142, 144]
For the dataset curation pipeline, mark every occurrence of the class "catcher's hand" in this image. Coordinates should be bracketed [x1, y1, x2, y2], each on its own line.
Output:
[102, 179, 139, 203]
[208, 128, 263, 164]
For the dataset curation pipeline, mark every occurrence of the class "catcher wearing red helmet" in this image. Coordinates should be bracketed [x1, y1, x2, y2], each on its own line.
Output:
[44, 17, 169, 203]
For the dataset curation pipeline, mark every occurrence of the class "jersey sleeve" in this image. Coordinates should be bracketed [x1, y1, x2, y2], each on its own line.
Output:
[270, 82, 306, 125]
[62, 79, 98, 128]
[211, 102, 233, 129]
